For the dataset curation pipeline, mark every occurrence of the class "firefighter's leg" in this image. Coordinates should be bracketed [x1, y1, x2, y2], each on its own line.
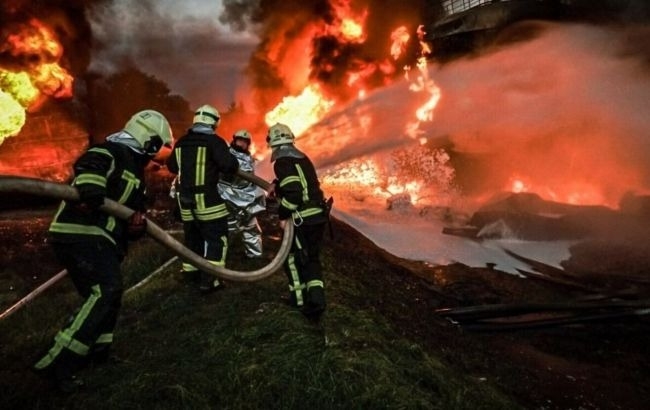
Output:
[89, 290, 122, 365]
[284, 232, 306, 308]
[241, 215, 263, 258]
[35, 241, 122, 390]
[299, 223, 327, 317]
[180, 212, 201, 283]
[197, 217, 229, 292]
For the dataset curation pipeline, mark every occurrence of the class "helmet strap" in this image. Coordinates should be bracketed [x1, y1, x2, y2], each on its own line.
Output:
[143, 135, 163, 156]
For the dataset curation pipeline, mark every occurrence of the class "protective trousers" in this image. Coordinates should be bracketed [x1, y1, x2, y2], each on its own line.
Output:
[180, 213, 229, 289]
[284, 222, 326, 312]
[227, 212, 263, 258]
[34, 240, 123, 378]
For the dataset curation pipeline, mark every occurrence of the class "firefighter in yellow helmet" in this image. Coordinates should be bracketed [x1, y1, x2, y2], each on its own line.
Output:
[33, 109, 172, 392]
[267, 123, 331, 321]
[218, 129, 266, 258]
[166, 104, 239, 292]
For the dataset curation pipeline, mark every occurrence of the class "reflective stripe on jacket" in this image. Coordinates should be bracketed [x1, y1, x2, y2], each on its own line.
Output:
[49, 142, 148, 253]
[274, 155, 326, 225]
[166, 129, 239, 220]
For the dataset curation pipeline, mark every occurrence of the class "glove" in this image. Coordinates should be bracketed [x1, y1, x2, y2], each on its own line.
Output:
[267, 181, 277, 199]
[127, 211, 148, 240]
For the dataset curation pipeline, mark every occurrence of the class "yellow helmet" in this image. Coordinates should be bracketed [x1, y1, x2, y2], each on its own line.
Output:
[233, 129, 252, 141]
[193, 104, 220, 127]
[123, 109, 172, 156]
[266, 123, 294, 147]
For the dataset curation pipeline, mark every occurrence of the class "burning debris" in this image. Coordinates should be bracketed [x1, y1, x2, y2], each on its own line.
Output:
[0, 1, 99, 180]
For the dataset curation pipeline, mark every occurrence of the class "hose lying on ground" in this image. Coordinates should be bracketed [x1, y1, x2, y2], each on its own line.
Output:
[0, 269, 68, 321]
[0, 172, 293, 283]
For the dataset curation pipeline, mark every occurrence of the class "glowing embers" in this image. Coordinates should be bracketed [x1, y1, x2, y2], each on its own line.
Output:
[322, 146, 456, 206]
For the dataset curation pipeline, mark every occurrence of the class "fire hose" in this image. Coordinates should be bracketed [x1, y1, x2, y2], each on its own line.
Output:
[0, 171, 293, 319]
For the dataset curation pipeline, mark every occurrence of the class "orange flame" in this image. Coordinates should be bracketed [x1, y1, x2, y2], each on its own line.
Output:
[265, 19, 444, 206]
[390, 26, 410, 60]
[264, 84, 334, 137]
[0, 18, 74, 143]
[330, 1, 367, 42]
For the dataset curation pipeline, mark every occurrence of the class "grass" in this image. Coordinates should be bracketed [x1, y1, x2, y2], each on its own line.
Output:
[0, 221, 520, 410]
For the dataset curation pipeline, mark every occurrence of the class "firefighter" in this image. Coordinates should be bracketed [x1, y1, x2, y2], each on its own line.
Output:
[217, 129, 266, 258]
[266, 123, 330, 321]
[33, 109, 173, 392]
[166, 104, 239, 293]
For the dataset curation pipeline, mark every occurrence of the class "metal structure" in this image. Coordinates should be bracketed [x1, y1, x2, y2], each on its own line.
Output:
[441, 0, 503, 15]
[424, 0, 565, 57]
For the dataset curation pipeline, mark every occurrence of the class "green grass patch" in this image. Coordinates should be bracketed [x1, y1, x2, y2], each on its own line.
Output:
[1, 227, 519, 410]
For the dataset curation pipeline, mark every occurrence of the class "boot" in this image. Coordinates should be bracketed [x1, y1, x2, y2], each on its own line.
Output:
[302, 287, 326, 322]
[180, 270, 200, 284]
[199, 272, 224, 294]
[33, 350, 85, 393]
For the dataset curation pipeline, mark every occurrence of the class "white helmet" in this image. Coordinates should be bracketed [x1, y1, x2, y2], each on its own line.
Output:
[266, 123, 294, 147]
[123, 109, 172, 156]
[193, 104, 220, 127]
[233, 129, 252, 141]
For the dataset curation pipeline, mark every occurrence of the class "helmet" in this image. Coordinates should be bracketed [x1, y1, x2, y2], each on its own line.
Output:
[233, 129, 252, 141]
[123, 109, 173, 156]
[266, 123, 294, 147]
[193, 104, 220, 127]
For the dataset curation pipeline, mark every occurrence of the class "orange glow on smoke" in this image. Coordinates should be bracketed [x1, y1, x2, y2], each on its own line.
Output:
[507, 175, 607, 206]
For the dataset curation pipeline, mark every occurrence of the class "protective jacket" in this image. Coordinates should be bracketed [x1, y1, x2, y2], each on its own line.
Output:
[166, 126, 239, 221]
[273, 148, 328, 315]
[166, 125, 239, 288]
[218, 147, 266, 215]
[49, 137, 149, 255]
[218, 146, 265, 257]
[274, 153, 327, 225]
[36, 133, 152, 387]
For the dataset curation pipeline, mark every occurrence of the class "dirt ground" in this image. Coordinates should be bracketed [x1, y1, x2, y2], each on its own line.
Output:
[1, 208, 649, 410]
[328, 221, 650, 410]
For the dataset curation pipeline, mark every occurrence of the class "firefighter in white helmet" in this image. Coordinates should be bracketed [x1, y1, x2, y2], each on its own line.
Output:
[217, 129, 265, 258]
[267, 122, 332, 321]
[33, 109, 172, 392]
[166, 104, 239, 293]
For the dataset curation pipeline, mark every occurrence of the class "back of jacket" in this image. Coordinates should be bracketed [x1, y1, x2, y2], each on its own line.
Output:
[274, 155, 327, 225]
[167, 128, 239, 214]
[49, 141, 148, 254]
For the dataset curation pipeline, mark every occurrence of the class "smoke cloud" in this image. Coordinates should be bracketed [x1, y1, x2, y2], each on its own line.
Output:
[430, 22, 650, 205]
[87, 0, 256, 110]
[219, 0, 438, 112]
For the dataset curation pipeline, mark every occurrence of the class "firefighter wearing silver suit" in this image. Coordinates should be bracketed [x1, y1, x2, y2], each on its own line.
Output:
[166, 104, 239, 293]
[267, 123, 330, 321]
[218, 129, 266, 258]
[33, 110, 173, 392]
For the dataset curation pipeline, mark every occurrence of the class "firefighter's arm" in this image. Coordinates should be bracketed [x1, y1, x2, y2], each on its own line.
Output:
[127, 210, 147, 240]
[213, 137, 239, 174]
[166, 147, 179, 174]
[274, 161, 302, 220]
[72, 146, 114, 210]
